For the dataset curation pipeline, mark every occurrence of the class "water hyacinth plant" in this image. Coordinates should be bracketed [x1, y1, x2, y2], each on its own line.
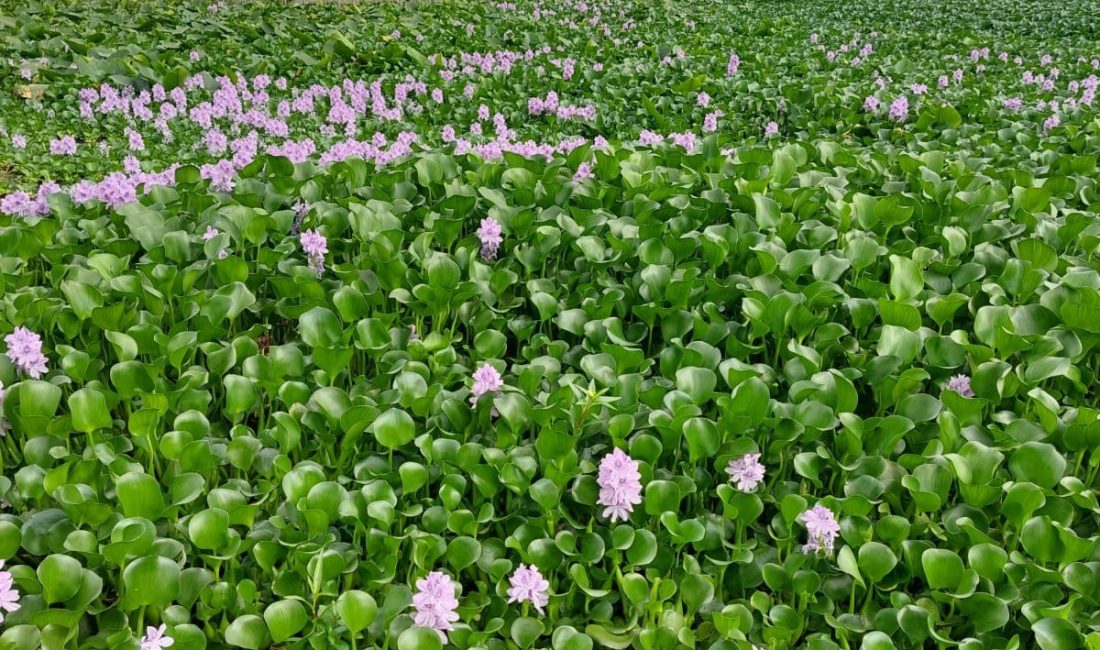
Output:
[0, 0, 1098, 648]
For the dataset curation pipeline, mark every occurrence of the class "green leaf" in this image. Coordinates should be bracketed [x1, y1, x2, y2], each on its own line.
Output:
[264, 599, 308, 643]
[68, 388, 112, 433]
[225, 615, 270, 649]
[398, 627, 442, 650]
[123, 556, 180, 607]
[889, 255, 923, 301]
[921, 549, 963, 590]
[116, 473, 165, 520]
[372, 408, 415, 448]
[1033, 618, 1082, 650]
[37, 554, 83, 604]
[336, 590, 377, 634]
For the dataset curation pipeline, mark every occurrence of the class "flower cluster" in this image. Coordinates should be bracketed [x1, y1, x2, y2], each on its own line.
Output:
[476, 217, 504, 260]
[4, 327, 48, 378]
[800, 504, 841, 554]
[507, 564, 550, 613]
[299, 229, 327, 276]
[596, 448, 643, 522]
[726, 453, 766, 492]
[140, 625, 174, 650]
[411, 571, 460, 642]
[470, 364, 504, 406]
[0, 561, 20, 624]
[946, 374, 974, 397]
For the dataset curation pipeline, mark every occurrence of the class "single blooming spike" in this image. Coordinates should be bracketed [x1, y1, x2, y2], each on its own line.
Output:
[800, 504, 840, 554]
[140, 624, 174, 650]
[888, 96, 909, 121]
[470, 364, 503, 406]
[411, 571, 460, 642]
[573, 162, 594, 182]
[476, 217, 504, 260]
[764, 121, 779, 137]
[4, 326, 48, 378]
[597, 448, 643, 522]
[726, 453, 765, 492]
[946, 374, 974, 397]
[726, 52, 740, 75]
[507, 564, 550, 614]
[0, 561, 20, 624]
[300, 229, 327, 277]
[202, 227, 218, 241]
[863, 95, 880, 112]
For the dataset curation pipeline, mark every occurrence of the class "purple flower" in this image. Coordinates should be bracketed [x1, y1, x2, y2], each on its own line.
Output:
[202, 227, 218, 241]
[507, 564, 550, 614]
[596, 448, 643, 522]
[4, 327, 48, 378]
[476, 217, 503, 260]
[0, 560, 21, 623]
[696, 92, 710, 107]
[1043, 113, 1061, 132]
[888, 96, 909, 121]
[470, 364, 503, 406]
[140, 624, 174, 650]
[217, 249, 229, 260]
[946, 374, 974, 397]
[764, 121, 779, 137]
[573, 162, 594, 182]
[1003, 97, 1022, 110]
[863, 95, 880, 112]
[800, 504, 840, 554]
[300, 229, 327, 276]
[49, 135, 77, 156]
[702, 111, 720, 133]
[411, 571, 460, 642]
[938, 75, 949, 88]
[725, 453, 765, 492]
[726, 52, 740, 75]
[11, 134, 26, 150]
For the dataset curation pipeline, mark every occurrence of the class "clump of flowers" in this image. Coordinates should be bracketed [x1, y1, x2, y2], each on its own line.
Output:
[470, 364, 504, 406]
[726, 453, 765, 492]
[476, 217, 504, 260]
[726, 52, 740, 75]
[411, 571, 460, 642]
[888, 95, 909, 121]
[49, 135, 77, 156]
[800, 504, 840, 554]
[946, 374, 974, 397]
[863, 95, 880, 112]
[507, 564, 550, 614]
[764, 121, 779, 137]
[4, 327, 48, 378]
[140, 624, 174, 650]
[202, 227, 218, 241]
[573, 161, 594, 182]
[703, 110, 721, 133]
[299, 229, 327, 276]
[597, 448, 643, 522]
[0, 560, 21, 623]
